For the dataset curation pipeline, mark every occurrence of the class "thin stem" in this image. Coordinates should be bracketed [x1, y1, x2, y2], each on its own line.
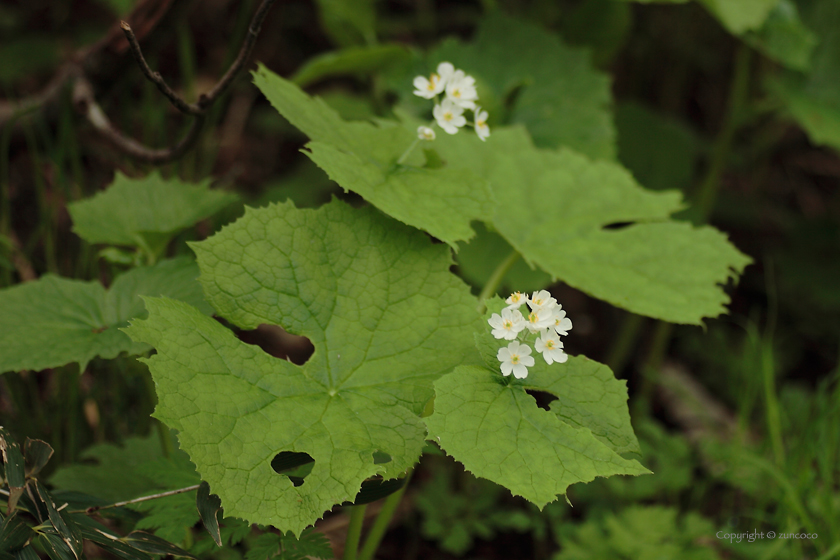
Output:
[359, 469, 414, 560]
[632, 321, 673, 417]
[634, 43, 752, 414]
[78, 484, 200, 514]
[692, 43, 751, 222]
[343, 504, 368, 560]
[477, 250, 520, 313]
[761, 258, 784, 468]
[762, 342, 785, 468]
[605, 313, 644, 374]
[396, 138, 420, 165]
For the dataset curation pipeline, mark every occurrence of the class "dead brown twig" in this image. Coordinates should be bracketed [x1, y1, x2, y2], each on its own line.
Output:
[1, 0, 278, 165]
[75, 0, 278, 164]
[0, 0, 182, 130]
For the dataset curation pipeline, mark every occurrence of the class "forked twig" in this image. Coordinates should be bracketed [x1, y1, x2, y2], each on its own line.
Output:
[85, 0, 278, 164]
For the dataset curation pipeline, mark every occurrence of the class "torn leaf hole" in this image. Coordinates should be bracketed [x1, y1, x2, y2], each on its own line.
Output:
[603, 222, 634, 230]
[271, 451, 314, 486]
[236, 324, 314, 365]
[341, 476, 406, 506]
[372, 451, 392, 464]
[525, 389, 558, 412]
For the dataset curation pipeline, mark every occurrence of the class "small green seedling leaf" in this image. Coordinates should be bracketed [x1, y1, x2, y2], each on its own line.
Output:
[125, 199, 481, 534]
[23, 440, 53, 478]
[253, 66, 495, 248]
[0, 257, 212, 373]
[196, 482, 222, 547]
[68, 172, 238, 252]
[0, 429, 25, 514]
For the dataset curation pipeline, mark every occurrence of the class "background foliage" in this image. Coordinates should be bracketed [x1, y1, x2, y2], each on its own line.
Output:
[1, 0, 838, 558]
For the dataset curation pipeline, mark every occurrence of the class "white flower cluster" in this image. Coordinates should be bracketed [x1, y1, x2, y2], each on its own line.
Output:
[412, 62, 489, 141]
[487, 290, 573, 379]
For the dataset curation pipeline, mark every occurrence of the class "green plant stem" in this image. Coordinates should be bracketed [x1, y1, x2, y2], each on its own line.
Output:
[396, 138, 420, 165]
[359, 469, 414, 560]
[634, 44, 752, 415]
[477, 249, 520, 313]
[633, 321, 672, 417]
[343, 504, 368, 560]
[605, 313, 644, 374]
[761, 258, 785, 468]
[692, 43, 751, 222]
[762, 342, 785, 468]
[62, 366, 80, 462]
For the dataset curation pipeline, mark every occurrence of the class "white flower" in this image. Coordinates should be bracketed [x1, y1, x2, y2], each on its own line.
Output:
[552, 307, 573, 336]
[526, 306, 554, 333]
[433, 99, 466, 135]
[527, 290, 557, 311]
[413, 71, 444, 99]
[534, 331, 568, 365]
[417, 126, 436, 141]
[497, 341, 534, 379]
[488, 308, 526, 340]
[505, 291, 526, 309]
[474, 106, 490, 142]
[445, 70, 478, 109]
[436, 62, 455, 85]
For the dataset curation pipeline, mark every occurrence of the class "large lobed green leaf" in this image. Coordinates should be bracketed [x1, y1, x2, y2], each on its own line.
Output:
[253, 65, 495, 249]
[0, 257, 211, 373]
[425, 298, 648, 507]
[257, 66, 748, 324]
[68, 172, 238, 251]
[125, 199, 482, 534]
[435, 127, 751, 324]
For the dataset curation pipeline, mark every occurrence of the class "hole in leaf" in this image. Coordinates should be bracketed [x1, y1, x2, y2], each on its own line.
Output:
[603, 221, 634, 230]
[236, 324, 314, 365]
[271, 451, 314, 487]
[525, 389, 558, 412]
[372, 451, 391, 464]
[341, 476, 406, 506]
